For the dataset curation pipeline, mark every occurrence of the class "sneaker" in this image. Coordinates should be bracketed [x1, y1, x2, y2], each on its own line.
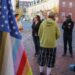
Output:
[40, 72, 44, 75]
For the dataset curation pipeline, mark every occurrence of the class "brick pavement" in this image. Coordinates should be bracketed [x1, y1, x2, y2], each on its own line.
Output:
[22, 27, 75, 75]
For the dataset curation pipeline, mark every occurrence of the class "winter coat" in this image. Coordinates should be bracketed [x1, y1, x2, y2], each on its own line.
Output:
[62, 19, 74, 37]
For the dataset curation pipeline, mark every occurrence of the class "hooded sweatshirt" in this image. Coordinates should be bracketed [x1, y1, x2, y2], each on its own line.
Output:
[38, 18, 60, 48]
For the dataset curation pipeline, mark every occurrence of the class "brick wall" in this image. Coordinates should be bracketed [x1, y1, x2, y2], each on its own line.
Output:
[59, 0, 75, 23]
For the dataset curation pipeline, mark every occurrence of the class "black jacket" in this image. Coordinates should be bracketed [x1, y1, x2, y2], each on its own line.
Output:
[32, 21, 41, 37]
[62, 19, 74, 36]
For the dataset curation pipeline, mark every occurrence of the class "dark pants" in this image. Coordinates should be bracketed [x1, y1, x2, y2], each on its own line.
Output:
[33, 36, 40, 55]
[63, 35, 73, 55]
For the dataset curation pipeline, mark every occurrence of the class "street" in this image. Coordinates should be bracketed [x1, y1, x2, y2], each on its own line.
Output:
[22, 21, 75, 75]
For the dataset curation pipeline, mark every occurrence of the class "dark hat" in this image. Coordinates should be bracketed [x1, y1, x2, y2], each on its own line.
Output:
[66, 14, 71, 18]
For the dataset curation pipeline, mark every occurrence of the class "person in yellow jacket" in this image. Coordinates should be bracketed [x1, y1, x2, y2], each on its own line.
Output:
[38, 12, 60, 75]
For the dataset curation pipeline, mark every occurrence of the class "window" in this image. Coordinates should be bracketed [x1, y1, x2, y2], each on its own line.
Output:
[62, 1, 66, 7]
[61, 12, 65, 17]
[69, 2, 73, 8]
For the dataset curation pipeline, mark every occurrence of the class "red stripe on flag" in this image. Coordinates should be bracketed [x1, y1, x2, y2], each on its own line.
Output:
[16, 50, 27, 75]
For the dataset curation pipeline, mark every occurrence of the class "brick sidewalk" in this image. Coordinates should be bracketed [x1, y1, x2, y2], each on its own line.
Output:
[23, 29, 75, 75]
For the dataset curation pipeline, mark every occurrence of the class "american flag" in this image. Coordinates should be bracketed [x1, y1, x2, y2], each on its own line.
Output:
[0, 0, 21, 39]
[0, 0, 32, 75]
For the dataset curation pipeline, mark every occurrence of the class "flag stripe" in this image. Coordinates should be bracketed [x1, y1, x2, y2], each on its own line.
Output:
[22, 59, 32, 75]
[12, 39, 20, 62]
[1, 33, 15, 75]
[16, 51, 27, 75]
[14, 43, 24, 73]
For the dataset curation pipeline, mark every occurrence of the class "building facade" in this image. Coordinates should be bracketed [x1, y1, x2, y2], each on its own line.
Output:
[27, 0, 75, 22]
[59, 0, 75, 22]
[27, 0, 59, 19]
[19, 1, 32, 8]
[14, 0, 23, 16]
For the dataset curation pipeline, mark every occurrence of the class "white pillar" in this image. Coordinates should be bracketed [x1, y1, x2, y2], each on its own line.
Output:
[11, 0, 16, 11]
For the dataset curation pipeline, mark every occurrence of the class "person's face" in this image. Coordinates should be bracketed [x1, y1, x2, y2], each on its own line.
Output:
[34, 17, 39, 24]
[33, 17, 38, 24]
[66, 15, 71, 20]
[66, 17, 71, 21]
[35, 17, 38, 22]
[16, 16, 19, 21]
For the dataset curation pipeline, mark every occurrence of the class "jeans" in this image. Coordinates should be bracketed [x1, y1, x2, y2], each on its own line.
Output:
[63, 35, 73, 55]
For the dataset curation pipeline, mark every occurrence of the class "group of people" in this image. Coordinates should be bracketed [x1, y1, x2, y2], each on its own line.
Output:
[32, 12, 74, 75]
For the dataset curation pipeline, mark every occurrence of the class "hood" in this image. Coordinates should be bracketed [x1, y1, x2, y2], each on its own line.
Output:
[45, 18, 55, 26]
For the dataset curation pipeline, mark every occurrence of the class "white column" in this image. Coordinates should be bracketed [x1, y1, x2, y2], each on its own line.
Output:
[11, 0, 16, 11]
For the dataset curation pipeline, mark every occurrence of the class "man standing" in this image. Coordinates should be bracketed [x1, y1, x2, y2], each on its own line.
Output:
[62, 15, 74, 57]
[38, 12, 60, 75]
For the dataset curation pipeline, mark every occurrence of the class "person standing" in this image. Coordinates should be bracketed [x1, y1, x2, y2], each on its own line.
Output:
[32, 15, 41, 56]
[62, 15, 74, 57]
[38, 12, 60, 75]
[15, 14, 23, 32]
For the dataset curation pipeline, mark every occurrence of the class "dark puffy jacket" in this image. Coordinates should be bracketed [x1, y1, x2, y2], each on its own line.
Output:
[62, 19, 74, 36]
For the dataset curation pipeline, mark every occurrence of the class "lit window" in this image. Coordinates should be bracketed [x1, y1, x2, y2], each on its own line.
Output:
[61, 12, 65, 17]
[62, 1, 66, 7]
[69, 2, 73, 8]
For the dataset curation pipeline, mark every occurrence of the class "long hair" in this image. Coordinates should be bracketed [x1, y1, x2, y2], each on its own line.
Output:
[36, 15, 41, 22]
